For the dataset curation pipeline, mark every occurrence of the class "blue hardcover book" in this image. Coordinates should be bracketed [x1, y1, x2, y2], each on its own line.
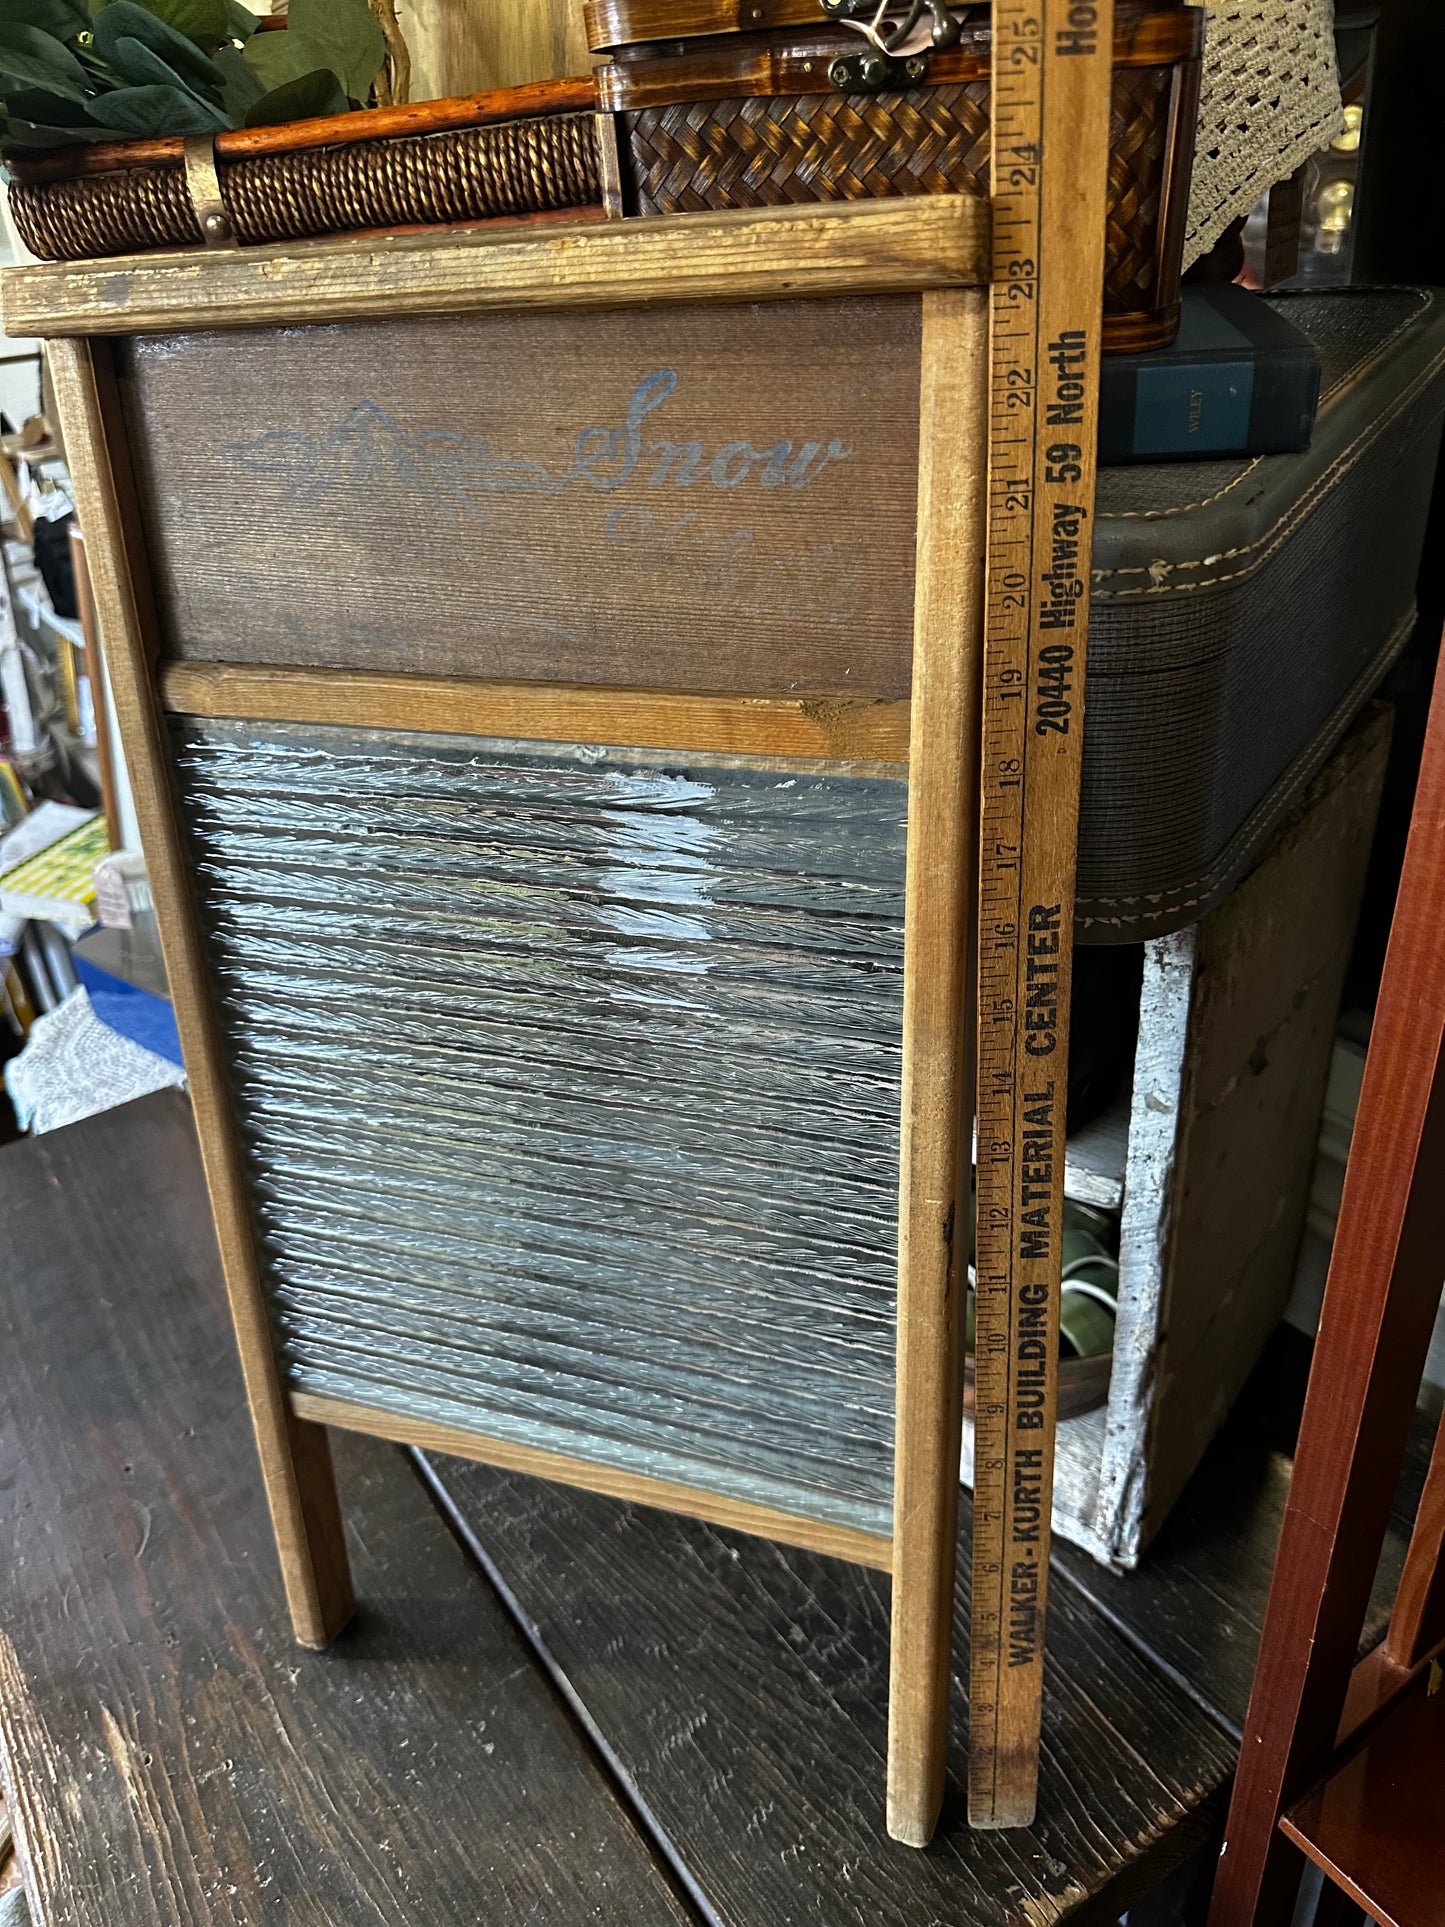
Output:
[1099, 283, 1322, 465]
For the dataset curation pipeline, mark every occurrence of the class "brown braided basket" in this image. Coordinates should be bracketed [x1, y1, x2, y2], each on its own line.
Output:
[6, 82, 605, 263]
[591, 0, 1204, 352]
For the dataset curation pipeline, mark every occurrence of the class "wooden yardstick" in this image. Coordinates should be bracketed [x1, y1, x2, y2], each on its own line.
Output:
[969, 0, 1114, 1829]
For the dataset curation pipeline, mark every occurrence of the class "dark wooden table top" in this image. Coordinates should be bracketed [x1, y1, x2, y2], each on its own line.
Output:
[0, 1093, 1428, 1925]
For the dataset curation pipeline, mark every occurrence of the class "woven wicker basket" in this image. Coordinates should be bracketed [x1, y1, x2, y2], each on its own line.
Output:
[6, 1, 1200, 350]
[5, 80, 604, 264]
[589, 0, 1204, 352]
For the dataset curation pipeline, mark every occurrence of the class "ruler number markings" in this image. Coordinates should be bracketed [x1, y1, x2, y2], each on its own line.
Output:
[969, 0, 1113, 1830]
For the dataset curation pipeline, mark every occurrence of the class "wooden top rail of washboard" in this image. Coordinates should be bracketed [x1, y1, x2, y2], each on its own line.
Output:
[2, 196, 990, 338]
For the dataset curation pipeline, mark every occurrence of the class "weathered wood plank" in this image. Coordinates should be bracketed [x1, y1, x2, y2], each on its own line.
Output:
[0, 1091, 693, 1927]
[1, 195, 991, 339]
[160, 660, 912, 762]
[421, 1452, 1236, 1926]
[886, 283, 987, 1845]
[293, 1390, 894, 1571]
[49, 334, 356, 1650]
[119, 298, 921, 696]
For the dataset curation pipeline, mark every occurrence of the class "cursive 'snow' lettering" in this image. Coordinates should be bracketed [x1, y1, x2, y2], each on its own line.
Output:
[223, 373, 852, 515]
[549, 369, 852, 493]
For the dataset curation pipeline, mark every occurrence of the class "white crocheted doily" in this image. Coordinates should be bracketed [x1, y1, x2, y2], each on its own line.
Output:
[5, 986, 185, 1135]
[1183, 0, 1345, 268]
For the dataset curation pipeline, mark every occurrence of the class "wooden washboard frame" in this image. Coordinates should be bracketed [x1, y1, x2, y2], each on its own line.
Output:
[4, 194, 991, 1847]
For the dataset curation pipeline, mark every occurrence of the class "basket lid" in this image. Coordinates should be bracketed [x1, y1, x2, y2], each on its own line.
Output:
[586, 0, 1185, 55]
[589, 0, 815, 53]
[584, 0, 990, 53]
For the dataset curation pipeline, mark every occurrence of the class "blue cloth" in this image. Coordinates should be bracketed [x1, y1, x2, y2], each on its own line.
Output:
[72, 953, 183, 1066]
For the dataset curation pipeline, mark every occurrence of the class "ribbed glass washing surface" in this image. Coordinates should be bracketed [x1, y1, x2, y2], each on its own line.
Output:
[172, 720, 907, 1536]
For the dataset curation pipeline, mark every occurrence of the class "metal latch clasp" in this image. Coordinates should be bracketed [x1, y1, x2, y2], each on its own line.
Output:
[181, 135, 235, 249]
[819, 0, 962, 91]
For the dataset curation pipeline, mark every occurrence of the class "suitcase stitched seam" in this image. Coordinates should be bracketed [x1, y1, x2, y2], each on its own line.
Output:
[1093, 343, 1445, 598]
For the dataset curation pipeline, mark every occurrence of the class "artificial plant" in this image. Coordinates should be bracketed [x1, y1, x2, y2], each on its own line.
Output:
[0, 0, 385, 146]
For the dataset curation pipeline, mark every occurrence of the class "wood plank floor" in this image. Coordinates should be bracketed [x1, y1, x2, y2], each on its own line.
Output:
[1050, 1330, 1432, 1740]
[0, 1093, 692, 1927]
[421, 1456, 1235, 1927]
[0, 1090, 1420, 1924]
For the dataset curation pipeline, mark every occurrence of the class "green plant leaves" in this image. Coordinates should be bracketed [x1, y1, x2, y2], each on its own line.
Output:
[0, 20, 89, 98]
[84, 76, 226, 129]
[2, 80, 90, 117]
[109, 35, 236, 121]
[2, 111, 110, 140]
[0, 0, 91, 43]
[0, 0, 375, 149]
[244, 63, 342, 124]
[297, 0, 380, 97]
[93, 1, 223, 95]
[242, 0, 380, 102]
[210, 37, 258, 114]
[126, 0, 230, 52]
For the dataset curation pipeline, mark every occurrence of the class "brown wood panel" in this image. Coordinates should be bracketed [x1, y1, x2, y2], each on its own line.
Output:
[161, 660, 911, 760]
[420, 1451, 1237, 1927]
[886, 284, 987, 1845]
[294, 1391, 894, 1571]
[594, 9, 1199, 109]
[1281, 1674, 1445, 1927]
[584, 0, 1196, 61]
[50, 334, 356, 1652]
[404, 0, 593, 106]
[0, 1092, 693, 1927]
[1053, 1326, 1437, 1744]
[1383, 1409, 1445, 1670]
[1, 195, 989, 339]
[69, 525, 122, 849]
[119, 297, 921, 697]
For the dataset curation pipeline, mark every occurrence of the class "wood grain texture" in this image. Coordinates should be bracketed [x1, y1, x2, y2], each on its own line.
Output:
[68, 524, 121, 849]
[1281, 1674, 1445, 1927]
[0, 1092, 693, 1927]
[405, 0, 592, 112]
[885, 285, 987, 1845]
[0, 449, 32, 541]
[1209, 643, 1445, 1927]
[294, 1392, 893, 1571]
[161, 660, 911, 761]
[968, 0, 1114, 1829]
[1384, 1411, 1445, 1669]
[583, 0, 1197, 61]
[1, 195, 991, 339]
[421, 1450, 1237, 1926]
[46, 335, 355, 1652]
[120, 299, 921, 696]
[1097, 708, 1392, 1563]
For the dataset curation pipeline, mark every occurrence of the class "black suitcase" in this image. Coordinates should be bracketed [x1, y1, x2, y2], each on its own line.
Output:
[1080, 286, 1445, 940]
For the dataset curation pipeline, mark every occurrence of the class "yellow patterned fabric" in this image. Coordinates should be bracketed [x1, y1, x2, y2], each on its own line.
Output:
[0, 813, 109, 916]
